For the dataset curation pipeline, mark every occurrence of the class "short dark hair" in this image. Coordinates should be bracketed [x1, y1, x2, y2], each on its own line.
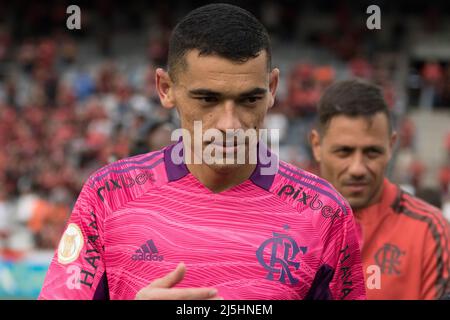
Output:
[168, 3, 271, 81]
[317, 79, 392, 133]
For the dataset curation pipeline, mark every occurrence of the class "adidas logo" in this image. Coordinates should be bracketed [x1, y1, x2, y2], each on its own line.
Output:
[131, 240, 164, 261]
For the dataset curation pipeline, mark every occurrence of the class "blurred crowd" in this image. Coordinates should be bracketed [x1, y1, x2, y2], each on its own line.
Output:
[0, 0, 450, 254]
[0, 32, 177, 254]
[407, 61, 450, 110]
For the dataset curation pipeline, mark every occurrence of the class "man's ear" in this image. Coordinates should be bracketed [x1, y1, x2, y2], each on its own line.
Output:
[310, 129, 322, 163]
[268, 68, 279, 109]
[388, 131, 398, 159]
[156, 68, 176, 109]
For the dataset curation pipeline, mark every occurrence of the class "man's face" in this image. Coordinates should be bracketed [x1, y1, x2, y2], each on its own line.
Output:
[311, 113, 396, 210]
[157, 50, 279, 172]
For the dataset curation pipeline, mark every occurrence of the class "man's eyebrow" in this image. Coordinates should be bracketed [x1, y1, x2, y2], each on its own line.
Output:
[188, 87, 267, 97]
[330, 145, 386, 152]
[363, 146, 386, 152]
[239, 88, 267, 97]
[331, 145, 355, 151]
[188, 89, 221, 96]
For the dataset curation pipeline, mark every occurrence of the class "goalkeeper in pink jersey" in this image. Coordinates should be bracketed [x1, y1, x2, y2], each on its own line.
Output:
[40, 3, 366, 300]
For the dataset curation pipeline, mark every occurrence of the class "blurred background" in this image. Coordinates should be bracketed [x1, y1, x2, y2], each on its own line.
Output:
[0, 0, 450, 298]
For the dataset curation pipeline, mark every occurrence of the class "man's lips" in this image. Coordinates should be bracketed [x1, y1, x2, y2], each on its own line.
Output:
[343, 182, 370, 193]
[210, 143, 245, 153]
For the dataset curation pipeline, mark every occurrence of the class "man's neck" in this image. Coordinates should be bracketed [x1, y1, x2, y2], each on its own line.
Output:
[353, 181, 386, 216]
[186, 163, 256, 193]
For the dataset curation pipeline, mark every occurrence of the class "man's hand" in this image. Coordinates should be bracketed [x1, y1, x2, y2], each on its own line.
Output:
[135, 262, 222, 300]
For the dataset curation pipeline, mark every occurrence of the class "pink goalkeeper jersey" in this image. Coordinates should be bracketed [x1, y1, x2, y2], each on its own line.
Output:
[39, 141, 366, 300]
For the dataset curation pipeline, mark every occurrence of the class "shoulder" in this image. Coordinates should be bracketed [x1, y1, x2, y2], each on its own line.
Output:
[86, 149, 166, 207]
[396, 189, 450, 238]
[271, 160, 352, 220]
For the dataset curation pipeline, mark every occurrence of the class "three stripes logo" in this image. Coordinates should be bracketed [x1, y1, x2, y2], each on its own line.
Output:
[131, 240, 164, 262]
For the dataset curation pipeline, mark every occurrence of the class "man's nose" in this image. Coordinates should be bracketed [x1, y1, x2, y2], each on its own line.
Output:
[215, 101, 243, 132]
[348, 154, 368, 178]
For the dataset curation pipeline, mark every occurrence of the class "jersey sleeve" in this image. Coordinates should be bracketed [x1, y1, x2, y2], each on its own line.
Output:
[421, 215, 450, 299]
[39, 180, 108, 300]
[328, 208, 366, 300]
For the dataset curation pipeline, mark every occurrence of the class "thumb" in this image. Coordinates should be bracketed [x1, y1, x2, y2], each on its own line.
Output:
[149, 262, 186, 288]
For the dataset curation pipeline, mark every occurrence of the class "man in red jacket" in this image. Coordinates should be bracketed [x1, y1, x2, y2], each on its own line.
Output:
[310, 79, 450, 299]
